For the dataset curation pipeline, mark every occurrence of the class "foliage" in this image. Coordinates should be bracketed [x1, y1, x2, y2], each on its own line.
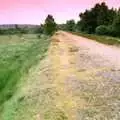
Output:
[112, 13, 120, 37]
[57, 24, 67, 31]
[95, 25, 109, 35]
[34, 24, 44, 34]
[77, 2, 116, 34]
[66, 19, 76, 32]
[44, 15, 57, 35]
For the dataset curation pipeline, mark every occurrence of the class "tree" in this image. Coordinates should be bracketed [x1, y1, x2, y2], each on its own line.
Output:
[44, 15, 57, 35]
[97, 3, 116, 26]
[66, 19, 76, 32]
[79, 9, 97, 33]
[95, 25, 109, 35]
[112, 13, 120, 36]
[77, 2, 116, 33]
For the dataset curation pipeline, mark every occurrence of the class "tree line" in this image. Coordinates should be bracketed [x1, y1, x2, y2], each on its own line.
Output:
[59, 2, 120, 37]
[43, 2, 120, 37]
[77, 2, 120, 37]
[0, 2, 120, 38]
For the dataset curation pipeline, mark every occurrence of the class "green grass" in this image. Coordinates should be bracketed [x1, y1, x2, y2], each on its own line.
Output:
[0, 34, 69, 120]
[71, 32, 120, 46]
[0, 34, 50, 114]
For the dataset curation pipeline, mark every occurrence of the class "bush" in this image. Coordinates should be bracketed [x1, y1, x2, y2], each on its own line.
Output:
[107, 25, 117, 37]
[95, 25, 109, 35]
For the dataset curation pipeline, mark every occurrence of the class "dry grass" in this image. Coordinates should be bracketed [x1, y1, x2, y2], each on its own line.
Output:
[71, 32, 120, 46]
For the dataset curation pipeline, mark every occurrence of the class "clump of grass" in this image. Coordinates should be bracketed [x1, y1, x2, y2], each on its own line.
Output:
[44, 108, 68, 120]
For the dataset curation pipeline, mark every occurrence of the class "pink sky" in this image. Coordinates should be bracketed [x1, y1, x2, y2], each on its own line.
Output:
[0, 0, 119, 24]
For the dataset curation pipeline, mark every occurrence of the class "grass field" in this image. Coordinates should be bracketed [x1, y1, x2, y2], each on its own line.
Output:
[0, 34, 50, 119]
[71, 32, 120, 46]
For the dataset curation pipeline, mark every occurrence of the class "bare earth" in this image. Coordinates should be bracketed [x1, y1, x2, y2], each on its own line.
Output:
[22, 31, 120, 120]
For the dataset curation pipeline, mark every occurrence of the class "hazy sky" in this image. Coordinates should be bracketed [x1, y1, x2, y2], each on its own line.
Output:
[0, 0, 119, 24]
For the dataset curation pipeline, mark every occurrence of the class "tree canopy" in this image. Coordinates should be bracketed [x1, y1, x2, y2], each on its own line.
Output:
[78, 2, 116, 33]
[44, 15, 57, 35]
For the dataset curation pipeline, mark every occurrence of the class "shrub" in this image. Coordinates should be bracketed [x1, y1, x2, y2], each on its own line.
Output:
[95, 25, 109, 35]
[44, 15, 57, 35]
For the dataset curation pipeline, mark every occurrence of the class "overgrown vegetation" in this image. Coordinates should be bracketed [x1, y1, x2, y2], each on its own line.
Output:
[72, 32, 120, 45]
[0, 34, 50, 112]
[59, 2, 120, 39]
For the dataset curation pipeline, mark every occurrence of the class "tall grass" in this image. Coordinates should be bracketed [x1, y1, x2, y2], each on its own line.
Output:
[0, 34, 50, 105]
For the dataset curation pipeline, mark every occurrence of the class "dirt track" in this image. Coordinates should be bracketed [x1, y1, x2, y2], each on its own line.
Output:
[24, 31, 120, 120]
[48, 31, 120, 119]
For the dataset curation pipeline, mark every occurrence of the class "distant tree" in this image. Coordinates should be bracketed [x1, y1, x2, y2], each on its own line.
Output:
[66, 19, 76, 32]
[57, 24, 66, 31]
[44, 15, 57, 35]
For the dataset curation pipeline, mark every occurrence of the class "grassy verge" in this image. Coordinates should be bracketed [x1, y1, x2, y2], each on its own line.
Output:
[71, 32, 120, 46]
[0, 34, 50, 112]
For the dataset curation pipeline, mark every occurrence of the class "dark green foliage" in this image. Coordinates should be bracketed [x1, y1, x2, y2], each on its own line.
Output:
[66, 19, 76, 32]
[112, 13, 120, 37]
[77, 2, 116, 34]
[95, 25, 109, 35]
[96, 3, 115, 25]
[44, 15, 57, 35]
[79, 9, 97, 33]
